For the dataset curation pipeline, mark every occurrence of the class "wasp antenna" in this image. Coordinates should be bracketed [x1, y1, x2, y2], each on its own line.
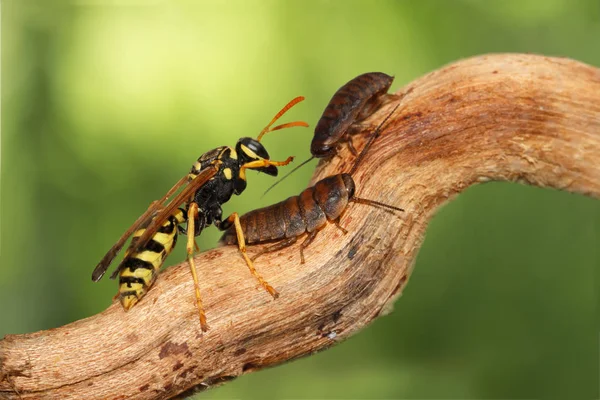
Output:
[258, 96, 306, 141]
[349, 103, 401, 176]
[262, 156, 315, 198]
[269, 121, 310, 132]
[351, 197, 405, 212]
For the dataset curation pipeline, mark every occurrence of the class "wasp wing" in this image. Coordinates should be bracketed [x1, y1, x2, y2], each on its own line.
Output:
[129, 165, 218, 256]
[91, 175, 189, 282]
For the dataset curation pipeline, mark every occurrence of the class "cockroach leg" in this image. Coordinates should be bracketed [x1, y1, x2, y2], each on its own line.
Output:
[250, 237, 298, 262]
[299, 231, 319, 264]
[333, 217, 348, 235]
[357, 98, 386, 120]
[346, 135, 358, 156]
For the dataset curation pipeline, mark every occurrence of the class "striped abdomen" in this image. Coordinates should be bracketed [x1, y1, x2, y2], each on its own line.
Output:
[221, 174, 355, 245]
[312, 72, 394, 157]
[117, 209, 186, 310]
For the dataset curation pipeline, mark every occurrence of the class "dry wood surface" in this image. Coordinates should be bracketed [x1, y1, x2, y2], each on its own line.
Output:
[1, 53, 599, 399]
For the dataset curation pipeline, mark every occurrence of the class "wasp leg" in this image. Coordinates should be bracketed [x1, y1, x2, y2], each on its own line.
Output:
[250, 237, 298, 262]
[239, 156, 294, 179]
[299, 230, 319, 264]
[226, 212, 279, 299]
[333, 217, 348, 235]
[186, 203, 209, 332]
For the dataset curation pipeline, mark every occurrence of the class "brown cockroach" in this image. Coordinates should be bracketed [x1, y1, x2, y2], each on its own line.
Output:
[312, 71, 395, 157]
[220, 103, 402, 269]
[263, 72, 397, 196]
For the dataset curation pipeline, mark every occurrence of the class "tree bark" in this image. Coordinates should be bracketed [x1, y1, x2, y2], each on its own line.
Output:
[1, 53, 599, 399]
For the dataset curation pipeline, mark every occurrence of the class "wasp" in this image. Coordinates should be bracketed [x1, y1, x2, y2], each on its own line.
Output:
[264, 72, 397, 196]
[91, 96, 309, 331]
[220, 103, 402, 270]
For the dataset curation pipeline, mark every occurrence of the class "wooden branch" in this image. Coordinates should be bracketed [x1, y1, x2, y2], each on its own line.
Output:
[1, 53, 599, 399]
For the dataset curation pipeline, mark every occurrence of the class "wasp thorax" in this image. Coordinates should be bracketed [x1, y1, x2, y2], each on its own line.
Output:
[190, 146, 226, 175]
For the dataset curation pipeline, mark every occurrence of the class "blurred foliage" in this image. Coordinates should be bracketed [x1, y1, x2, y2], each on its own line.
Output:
[1, 1, 599, 399]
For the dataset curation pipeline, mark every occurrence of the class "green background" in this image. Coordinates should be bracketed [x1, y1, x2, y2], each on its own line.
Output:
[2, 1, 599, 399]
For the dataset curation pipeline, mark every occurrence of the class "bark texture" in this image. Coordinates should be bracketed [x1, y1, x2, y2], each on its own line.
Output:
[1, 53, 599, 399]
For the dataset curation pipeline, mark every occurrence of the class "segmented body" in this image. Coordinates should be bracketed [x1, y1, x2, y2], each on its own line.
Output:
[312, 72, 394, 157]
[116, 209, 186, 309]
[221, 174, 354, 245]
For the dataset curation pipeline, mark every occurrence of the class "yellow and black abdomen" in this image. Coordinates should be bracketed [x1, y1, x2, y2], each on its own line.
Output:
[117, 208, 186, 310]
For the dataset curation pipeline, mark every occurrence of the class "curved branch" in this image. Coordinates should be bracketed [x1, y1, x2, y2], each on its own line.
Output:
[1, 53, 599, 399]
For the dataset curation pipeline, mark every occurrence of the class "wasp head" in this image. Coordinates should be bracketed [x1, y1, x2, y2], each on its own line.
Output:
[236, 137, 278, 176]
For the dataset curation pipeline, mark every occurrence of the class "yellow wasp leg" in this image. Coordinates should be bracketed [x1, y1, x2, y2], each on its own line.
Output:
[227, 212, 279, 299]
[239, 157, 294, 180]
[186, 203, 209, 332]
